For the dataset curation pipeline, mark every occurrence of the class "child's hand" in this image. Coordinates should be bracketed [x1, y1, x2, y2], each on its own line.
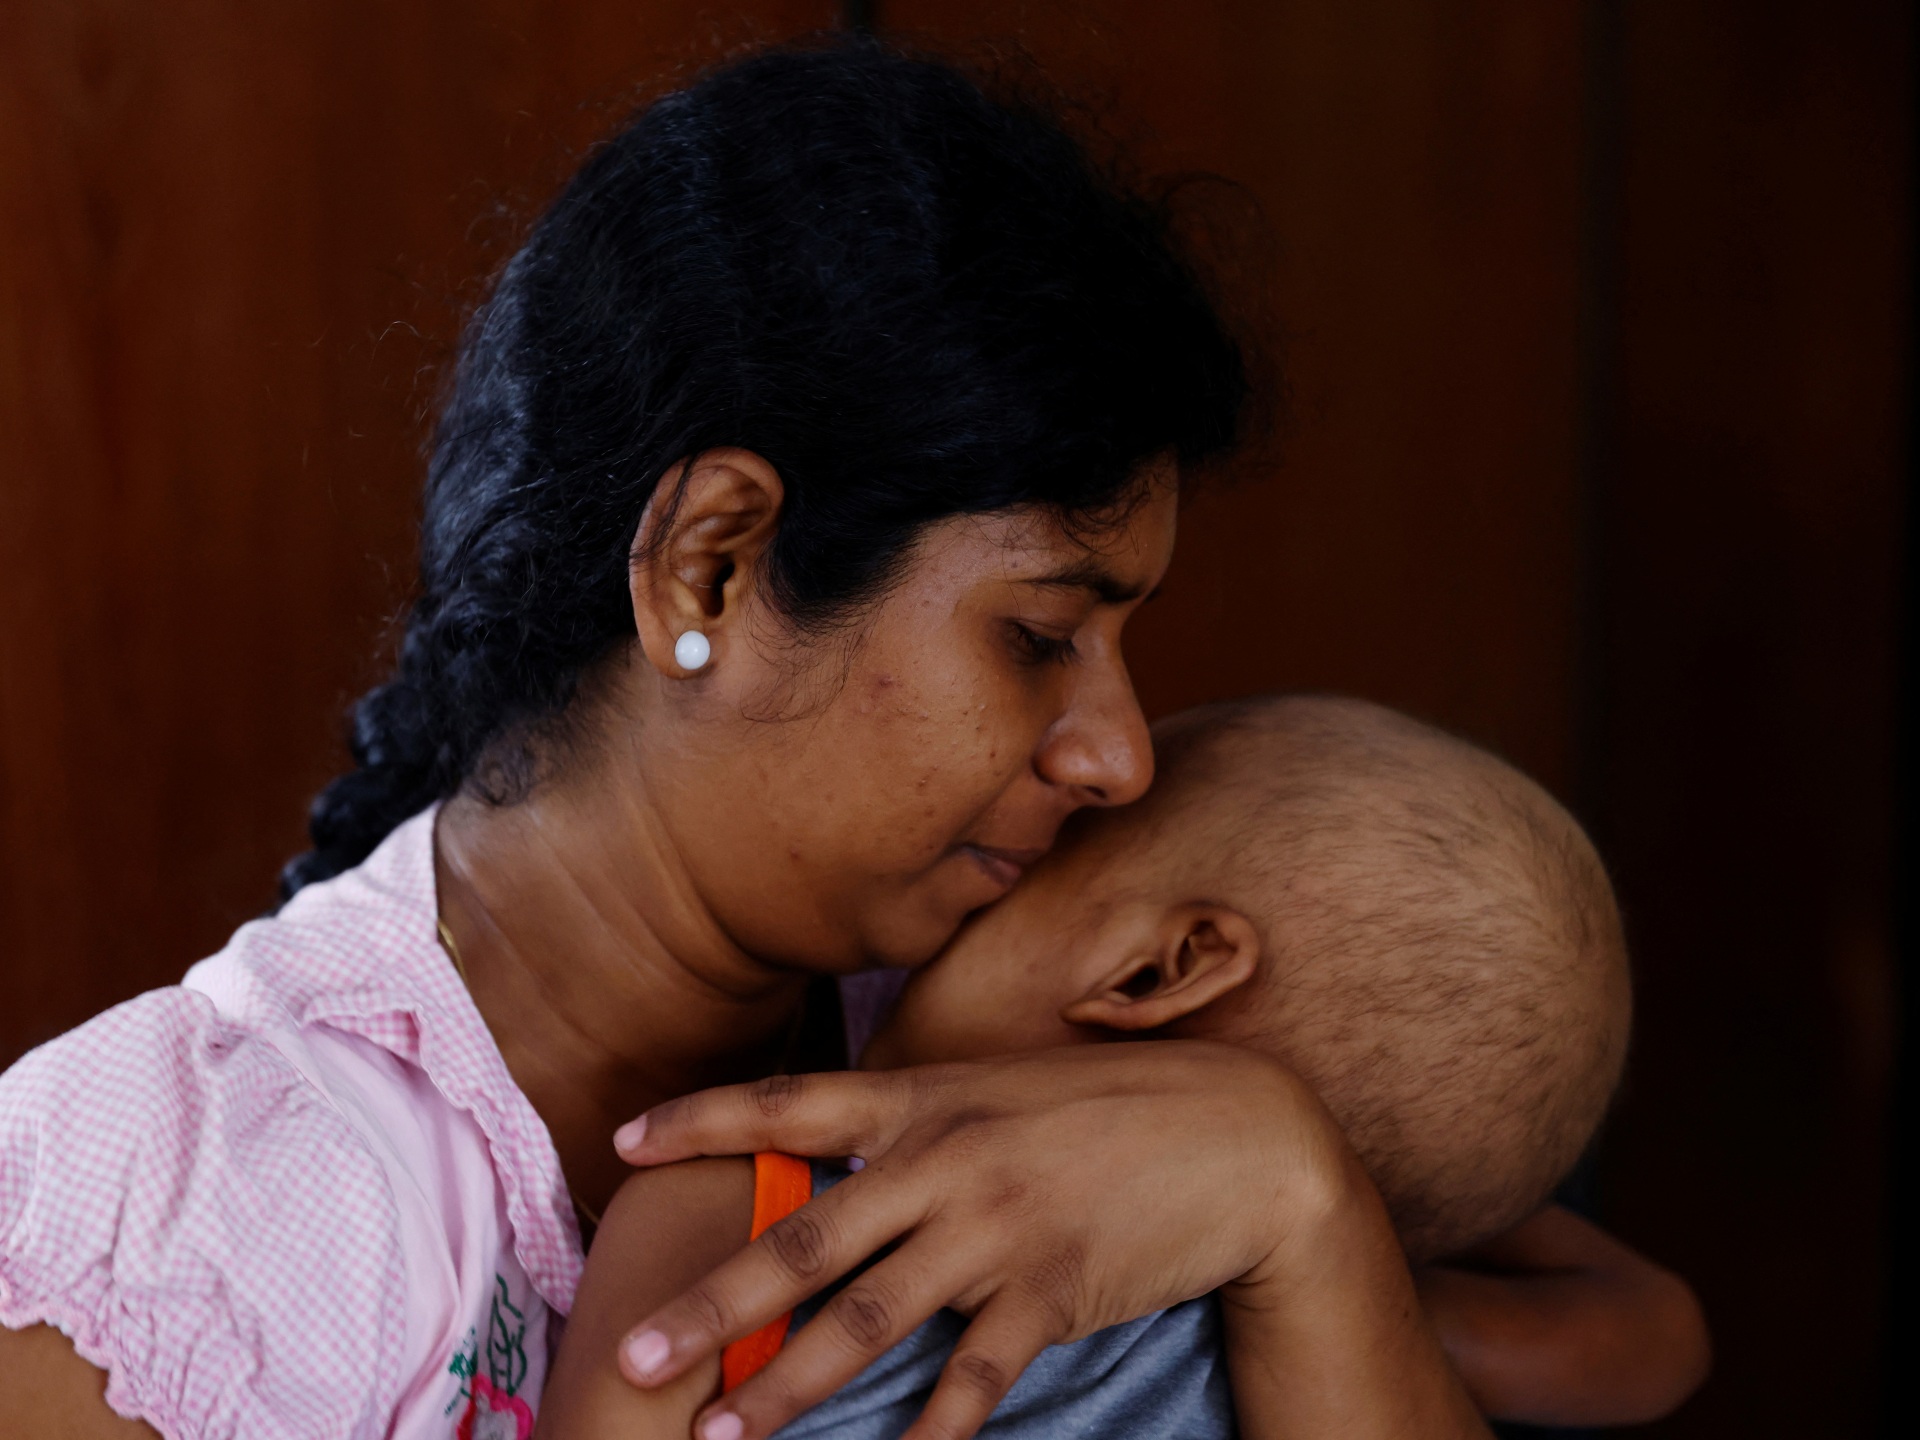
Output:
[1416, 1205, 1711, 1426]
[611, 1041, 1488, 1440]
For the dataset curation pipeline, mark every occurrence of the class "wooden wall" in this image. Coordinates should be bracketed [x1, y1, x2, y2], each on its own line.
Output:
[0, 1, 1907, 1433]
[1595, 5, 1908, 1435]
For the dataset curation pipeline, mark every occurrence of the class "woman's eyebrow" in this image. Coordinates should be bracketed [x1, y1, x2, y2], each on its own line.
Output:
[1023, 558, 1150, 605]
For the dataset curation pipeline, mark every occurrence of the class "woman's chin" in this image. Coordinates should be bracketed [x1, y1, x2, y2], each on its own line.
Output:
[863, 863, 1022, 971]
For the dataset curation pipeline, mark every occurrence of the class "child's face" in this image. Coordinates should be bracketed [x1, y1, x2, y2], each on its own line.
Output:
[860, 813, 1147, 1068]
[862, 807, 1261, 1068]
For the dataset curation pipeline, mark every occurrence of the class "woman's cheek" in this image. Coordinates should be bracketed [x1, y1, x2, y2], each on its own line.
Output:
[861, 669, 1024, 804]
[828, 627, 1051, 860]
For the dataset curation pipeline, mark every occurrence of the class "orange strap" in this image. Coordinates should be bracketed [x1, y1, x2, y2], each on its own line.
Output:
[719, 1152, 814, 1392]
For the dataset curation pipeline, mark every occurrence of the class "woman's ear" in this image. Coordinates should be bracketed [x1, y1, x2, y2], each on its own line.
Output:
[1059, 904, 1260, 1034]
[629, 448, 785, 676]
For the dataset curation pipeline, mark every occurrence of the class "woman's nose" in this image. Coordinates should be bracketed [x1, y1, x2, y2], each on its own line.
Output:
[1037, 653, 1154, 807]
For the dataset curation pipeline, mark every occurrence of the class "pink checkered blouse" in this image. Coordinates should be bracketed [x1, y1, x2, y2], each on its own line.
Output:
[0, 809, 582, 1439]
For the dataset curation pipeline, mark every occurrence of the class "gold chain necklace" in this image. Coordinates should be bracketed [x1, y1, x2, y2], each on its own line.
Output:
[436, 917, 605, 1232]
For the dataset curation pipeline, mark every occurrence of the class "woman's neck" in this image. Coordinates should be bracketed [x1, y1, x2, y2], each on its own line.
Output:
[432, 781, 809, 1223]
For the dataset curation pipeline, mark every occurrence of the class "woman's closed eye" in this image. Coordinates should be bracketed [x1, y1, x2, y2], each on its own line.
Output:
[1007, 621, 1079, 667]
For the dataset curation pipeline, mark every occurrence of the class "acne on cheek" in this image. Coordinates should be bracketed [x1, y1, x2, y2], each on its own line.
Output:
[847, 655, 1013, 824]
[851, 671, 894, 718]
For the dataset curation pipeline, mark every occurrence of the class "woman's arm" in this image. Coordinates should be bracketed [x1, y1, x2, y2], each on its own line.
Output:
[610, 1042, 1491, 1440]
[0, 1325, 162, 1439]
[1415, 1205, 1711, 1426]
[536, 1158, 754, 1439]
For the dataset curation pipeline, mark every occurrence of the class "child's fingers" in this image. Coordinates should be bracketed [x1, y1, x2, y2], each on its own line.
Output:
[618, 1164, 929, 1388]
[691, 1243, 980, 1440]
[614, 1069, 916, 1165]
[896, 1294, 1059, 1440]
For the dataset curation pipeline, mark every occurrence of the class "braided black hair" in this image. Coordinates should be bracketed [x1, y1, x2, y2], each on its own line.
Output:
[281, 36, 1249, 898]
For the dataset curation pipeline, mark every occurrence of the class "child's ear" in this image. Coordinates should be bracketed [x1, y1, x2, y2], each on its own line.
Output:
[1059, 904, 1260, 1034]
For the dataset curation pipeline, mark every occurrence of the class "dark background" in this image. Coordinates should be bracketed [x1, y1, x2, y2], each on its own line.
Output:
[0, 2, 1908, 1434]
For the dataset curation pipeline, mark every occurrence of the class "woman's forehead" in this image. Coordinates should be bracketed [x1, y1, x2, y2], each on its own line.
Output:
[907, 487, 1179, 598]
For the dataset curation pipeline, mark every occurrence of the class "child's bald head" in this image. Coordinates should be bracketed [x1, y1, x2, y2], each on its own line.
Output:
[869, 695, 1630, 1259]
[1137, 697, 1629, 1255]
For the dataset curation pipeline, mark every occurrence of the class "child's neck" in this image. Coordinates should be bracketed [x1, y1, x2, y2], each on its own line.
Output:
[432, 781, 808, 1225]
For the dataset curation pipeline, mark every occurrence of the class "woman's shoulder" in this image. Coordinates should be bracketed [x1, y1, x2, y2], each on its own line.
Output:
[0, 982, 370, 1188]
[0, 983, 329, 1188]
[0, 985, 415, 1439]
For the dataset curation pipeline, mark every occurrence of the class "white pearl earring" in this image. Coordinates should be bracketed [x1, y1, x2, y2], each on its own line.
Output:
[673, 630, 711, 672]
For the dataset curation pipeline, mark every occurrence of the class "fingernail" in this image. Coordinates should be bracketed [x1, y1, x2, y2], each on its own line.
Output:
[623, 1330, 671, 1380]
[700, 1411, 744, 1440]
[846, 1156, 866, 1172]
[614, 1116, 647, 1155]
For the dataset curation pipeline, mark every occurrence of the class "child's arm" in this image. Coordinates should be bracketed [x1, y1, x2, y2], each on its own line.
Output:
[1413, 1205, 1711, 1426]
[0, 1323, 166, 1437]
[1216, 1145, 1494, 1440]
[535, 1157, 755, 1440]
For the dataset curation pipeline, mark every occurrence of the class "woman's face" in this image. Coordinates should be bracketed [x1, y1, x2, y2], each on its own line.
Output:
[629, 472, 1178, 974]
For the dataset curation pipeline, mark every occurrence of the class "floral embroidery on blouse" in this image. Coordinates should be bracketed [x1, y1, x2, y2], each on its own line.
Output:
[451, 1275, 536, 1438]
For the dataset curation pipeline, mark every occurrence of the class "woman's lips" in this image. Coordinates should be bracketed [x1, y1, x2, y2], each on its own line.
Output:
[960, 843, 1048, 891]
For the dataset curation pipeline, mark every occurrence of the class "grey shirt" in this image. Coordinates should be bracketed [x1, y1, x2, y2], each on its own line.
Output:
[772, 1165, 1237, 1440]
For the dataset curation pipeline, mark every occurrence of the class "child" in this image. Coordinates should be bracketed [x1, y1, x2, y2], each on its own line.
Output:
[537, 696, 1708, 1438]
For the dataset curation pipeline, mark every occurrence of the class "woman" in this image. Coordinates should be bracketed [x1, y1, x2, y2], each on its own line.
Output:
[0, 38, 1487, 1440]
